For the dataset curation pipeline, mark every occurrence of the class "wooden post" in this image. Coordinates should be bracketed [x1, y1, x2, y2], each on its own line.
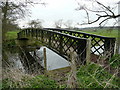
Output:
[118, 2, 120, 54]
[86, 38, 91, 64]
[43, 48, 47, 71]
[67, 52, 77, 88]
[114, 40, 117, 54]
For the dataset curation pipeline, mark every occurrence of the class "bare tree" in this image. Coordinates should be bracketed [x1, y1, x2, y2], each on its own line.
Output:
[1, 0, 45, 41]
[75, 0, 120, 54]
[64, 20, 73, 29]
[76, 0, 120, 26]
[54, 19, 63, 28]
[28, 19, 44, 29]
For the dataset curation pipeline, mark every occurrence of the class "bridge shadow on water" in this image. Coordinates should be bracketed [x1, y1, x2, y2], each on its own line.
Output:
[18, 46, 44, 74]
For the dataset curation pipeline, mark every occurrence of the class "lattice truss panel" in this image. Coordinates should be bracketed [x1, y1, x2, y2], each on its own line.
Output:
[47, 29, 115, 57]
[62, 36, 78, 59]
[18, 29, 115, 59]
[50, 33, 60, 52]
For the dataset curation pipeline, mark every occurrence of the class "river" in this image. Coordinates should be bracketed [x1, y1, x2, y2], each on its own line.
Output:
[2, 42, 104, 75]
[2, 45, 70, 74]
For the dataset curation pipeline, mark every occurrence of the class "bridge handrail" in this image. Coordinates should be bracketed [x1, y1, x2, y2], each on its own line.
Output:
[44, 28, 115, 39]
[44, 28, 116, 57]
[18, 28, 87, 40]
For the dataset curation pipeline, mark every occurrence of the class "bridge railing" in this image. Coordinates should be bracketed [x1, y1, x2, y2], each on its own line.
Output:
[17, 29, 88, 65]
[44, 28, 116, 58]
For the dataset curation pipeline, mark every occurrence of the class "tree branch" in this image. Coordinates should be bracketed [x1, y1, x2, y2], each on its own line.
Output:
[76, 0, 120, 26]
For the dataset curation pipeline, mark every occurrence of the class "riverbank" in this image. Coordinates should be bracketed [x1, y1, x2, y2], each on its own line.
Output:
[2, 62, 120, 88]
[2, 30, 120, 89]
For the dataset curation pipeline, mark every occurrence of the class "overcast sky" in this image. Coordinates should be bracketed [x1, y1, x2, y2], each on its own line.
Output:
[18, 0, 120, 28]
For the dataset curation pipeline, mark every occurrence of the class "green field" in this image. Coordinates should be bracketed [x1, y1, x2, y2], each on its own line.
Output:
[6, 31, 19, 40]
[80, 29, 118, 38]
[6, 29, 118, 40]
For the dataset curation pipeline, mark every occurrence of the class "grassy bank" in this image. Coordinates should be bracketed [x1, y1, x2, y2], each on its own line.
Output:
[2, 62, 120, 88]
[4, 31, 43, 47]
[2, 70, 59, 88]
[2, 54, 120, 88]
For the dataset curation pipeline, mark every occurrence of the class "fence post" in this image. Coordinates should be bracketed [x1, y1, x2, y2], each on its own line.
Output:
[67, 52, 77, 88]
[43, 48, 47, 72]
[114, 40, 117, 54]
[86, 38, 91, 64]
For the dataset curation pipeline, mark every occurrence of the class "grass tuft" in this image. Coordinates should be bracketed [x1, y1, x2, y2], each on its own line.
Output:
[77, 63, 120, 88]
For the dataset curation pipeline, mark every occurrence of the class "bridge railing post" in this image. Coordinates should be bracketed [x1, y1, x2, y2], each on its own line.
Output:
[25, 29, 27, 38]
[38, 29, 40, 40]
[41, 30, 44, 43]
[77, 39, 87, 65]
[48, 32, 51, 47]
[35, 29, 38, 39]
[27, 29, 29, 37]
[28, 29, 31, 37]
[31, 29, 34, 37]
[59, 35, 63, 54]
[35, 29, 37, 37]
[21, 30, 25, 37]
[17, 33, 20, 39]
[104, 38, 116, 59]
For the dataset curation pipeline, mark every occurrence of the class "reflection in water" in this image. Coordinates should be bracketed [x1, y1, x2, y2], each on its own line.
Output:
[2, 44, 104, 75]
[18, 47, 44, 74]
[35, 46, 70, 71]
[2, 46, 71, 75]
[2, 46, 44, 75]
[7, 53, 24, 71]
